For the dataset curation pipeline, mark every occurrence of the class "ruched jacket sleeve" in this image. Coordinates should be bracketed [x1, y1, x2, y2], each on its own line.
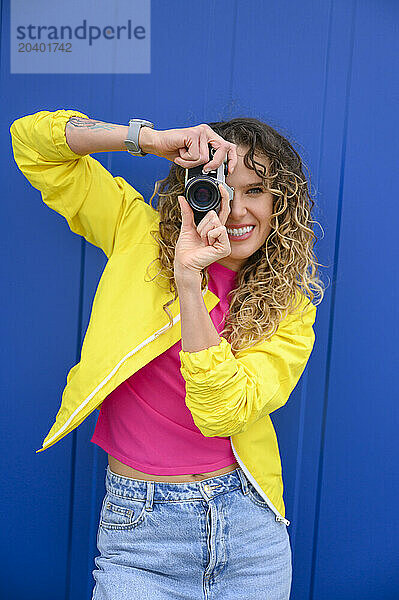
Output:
[179, 294, 317, 437]
[9, 109, 153, 258]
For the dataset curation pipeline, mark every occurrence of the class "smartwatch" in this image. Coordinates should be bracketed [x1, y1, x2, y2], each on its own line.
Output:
[124, 119, 155, 156]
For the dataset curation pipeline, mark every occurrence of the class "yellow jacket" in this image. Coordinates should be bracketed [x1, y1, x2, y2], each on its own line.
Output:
[10, 109, 317, 526]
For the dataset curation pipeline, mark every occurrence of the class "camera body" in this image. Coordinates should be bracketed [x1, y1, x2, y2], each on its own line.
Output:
[184, 144, 234, 227]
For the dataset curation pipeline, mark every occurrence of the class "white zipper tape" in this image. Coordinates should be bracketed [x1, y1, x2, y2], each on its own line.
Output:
[230, 438, 290, 527]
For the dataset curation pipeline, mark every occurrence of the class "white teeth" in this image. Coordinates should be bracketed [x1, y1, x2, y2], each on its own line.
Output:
[227, 225, 254, 236]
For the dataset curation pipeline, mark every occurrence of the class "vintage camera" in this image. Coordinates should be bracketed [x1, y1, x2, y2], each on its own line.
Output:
[184, 144, 234, 227]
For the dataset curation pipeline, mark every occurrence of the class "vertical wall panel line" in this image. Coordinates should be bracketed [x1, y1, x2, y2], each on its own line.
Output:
[83, 137, 116, 598]
[65, 238, 87, 600]
[309, 1, 358, 598]
[86, 445, 99, 600]
[0, 0, 3, 73]
[202, 0, 213, 122]
[228, 0, 238, 104]
[290, 0, 335, 558]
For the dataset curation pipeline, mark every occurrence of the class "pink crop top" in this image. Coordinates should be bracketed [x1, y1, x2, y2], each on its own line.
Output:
[90, 260, 238, 475]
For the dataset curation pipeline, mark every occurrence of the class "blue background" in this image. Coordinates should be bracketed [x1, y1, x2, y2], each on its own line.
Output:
[2, 0, 398, 598]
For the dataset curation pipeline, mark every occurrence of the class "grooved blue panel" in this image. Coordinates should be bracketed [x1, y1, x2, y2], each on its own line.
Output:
[312, 0, 399, 597]
[2, 0, 397, 598]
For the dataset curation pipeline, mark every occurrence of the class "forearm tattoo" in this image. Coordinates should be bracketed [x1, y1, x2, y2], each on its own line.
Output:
[66, 117, 118, 131]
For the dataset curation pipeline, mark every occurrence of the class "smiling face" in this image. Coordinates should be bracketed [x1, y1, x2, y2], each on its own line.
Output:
[216, 146, 275, 272]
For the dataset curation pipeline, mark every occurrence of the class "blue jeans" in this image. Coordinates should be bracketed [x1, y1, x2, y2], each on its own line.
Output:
[91, 465, 292, 599]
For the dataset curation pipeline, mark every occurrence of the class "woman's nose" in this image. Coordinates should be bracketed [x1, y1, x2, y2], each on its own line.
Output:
[229, 194, 247, 216]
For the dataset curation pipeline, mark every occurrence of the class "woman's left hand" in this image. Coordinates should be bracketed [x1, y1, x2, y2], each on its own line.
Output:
[174, 183, 231, 278]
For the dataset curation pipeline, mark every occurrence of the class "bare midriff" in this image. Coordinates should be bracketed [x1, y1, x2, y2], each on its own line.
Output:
[108, 454, 240, 482]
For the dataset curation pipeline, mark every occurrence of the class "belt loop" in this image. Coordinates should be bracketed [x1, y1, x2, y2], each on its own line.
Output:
[237, 468, 249, 495]
[145, 481, 154, 511]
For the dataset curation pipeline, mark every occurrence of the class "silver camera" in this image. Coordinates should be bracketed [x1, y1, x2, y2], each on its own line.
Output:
[184, 144, 234, 227]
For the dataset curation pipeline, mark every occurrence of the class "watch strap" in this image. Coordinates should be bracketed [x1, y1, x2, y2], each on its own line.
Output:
[125, 119, 154, 156]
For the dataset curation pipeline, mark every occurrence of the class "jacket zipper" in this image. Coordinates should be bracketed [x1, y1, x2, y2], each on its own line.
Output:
[42, 282, 290, 529]
[41, 286, 210, 450]
[230, 437, 291, 526]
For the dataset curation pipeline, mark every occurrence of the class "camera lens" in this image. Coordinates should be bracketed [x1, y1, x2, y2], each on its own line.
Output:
[185, 176, 220, 222]
[193, 186, 212, 205]
[188, 179, 218, 209]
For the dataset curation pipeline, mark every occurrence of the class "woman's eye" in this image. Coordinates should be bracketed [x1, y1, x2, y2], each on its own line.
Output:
[248, 187, 263, 194]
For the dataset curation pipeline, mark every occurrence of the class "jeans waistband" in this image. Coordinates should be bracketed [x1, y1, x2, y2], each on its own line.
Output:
[105, 465, 250, 511]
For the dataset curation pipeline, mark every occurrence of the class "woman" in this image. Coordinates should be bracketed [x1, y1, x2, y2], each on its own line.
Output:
[10, 109, 324, 599]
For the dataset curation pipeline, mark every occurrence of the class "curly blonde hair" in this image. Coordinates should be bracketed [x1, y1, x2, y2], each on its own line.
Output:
[145, 117, 326, 354]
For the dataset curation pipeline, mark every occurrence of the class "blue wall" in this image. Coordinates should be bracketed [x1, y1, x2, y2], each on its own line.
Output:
[2, 0, 398, 598]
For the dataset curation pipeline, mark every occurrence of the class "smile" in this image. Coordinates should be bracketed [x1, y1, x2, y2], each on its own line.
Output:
[227, 225, 255, 240]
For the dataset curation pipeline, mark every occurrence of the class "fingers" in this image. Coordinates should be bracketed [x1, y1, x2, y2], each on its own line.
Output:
[204, 142, 237, 175]
[199, 123, 236, 172]
[196, 184, 230, 236]
[217, 183, 231, 225]
[203, 146, 226, 172]
[198, 128, 210, 165]
[207, 225, 228, 245]
[198, 220, 226, 246]
[197, 207, 223, 244]
[177, 195, 195, 229]
[179, 193, 226, 251]
[174, 124, 237, 172]
[178, 136, 201, 162]
[197, 211, 215, 240]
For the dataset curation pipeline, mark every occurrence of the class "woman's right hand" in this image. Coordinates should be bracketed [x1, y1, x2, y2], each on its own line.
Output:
[140, 124, 237, 174]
